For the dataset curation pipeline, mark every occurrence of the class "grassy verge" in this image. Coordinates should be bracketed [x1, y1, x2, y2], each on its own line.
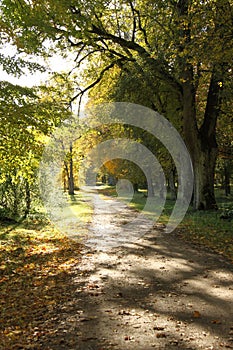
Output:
[0, 221, 82, 348]
[177, 210, 233, 262]
[0, 191, 93, 348]
[174, 190, 233, 262]
[97, 185, 233, 261]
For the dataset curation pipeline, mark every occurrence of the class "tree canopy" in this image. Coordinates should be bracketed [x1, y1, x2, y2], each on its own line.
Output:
[0, 0, 232, 214]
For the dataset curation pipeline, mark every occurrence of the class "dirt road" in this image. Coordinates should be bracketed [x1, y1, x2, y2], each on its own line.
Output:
[38, 189, 233, 349]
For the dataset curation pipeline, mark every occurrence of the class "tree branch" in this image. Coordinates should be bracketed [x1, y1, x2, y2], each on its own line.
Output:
[76, 49, 104, 67]
[70, 58, 126, 103]
[114, 0, 122, 38]
[134, 8, 152, 50]
[200, 65, 223, 138]
[90, 24, 148, 54]
[128, 0, 137, 42]
[89, 24, 182, 94]
[67, 37, 84, 47]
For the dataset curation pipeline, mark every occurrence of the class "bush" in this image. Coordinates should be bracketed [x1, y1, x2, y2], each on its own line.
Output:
[220, 208, 233, 221]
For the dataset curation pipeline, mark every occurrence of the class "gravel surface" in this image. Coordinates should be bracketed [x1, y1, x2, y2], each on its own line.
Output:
[38, 188, 233, 349]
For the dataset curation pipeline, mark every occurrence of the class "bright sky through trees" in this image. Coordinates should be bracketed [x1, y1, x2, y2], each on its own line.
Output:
[0, 44, 75, 87]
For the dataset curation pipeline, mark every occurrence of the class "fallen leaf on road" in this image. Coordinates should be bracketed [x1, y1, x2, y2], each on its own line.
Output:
[124, 335, 134, 340]
[156, 332, 167, 338]
[193, 311, 201, 318]
[153, 326, 165, 331]
[211, 319, 222, 324]
[119, 310, 131, 315]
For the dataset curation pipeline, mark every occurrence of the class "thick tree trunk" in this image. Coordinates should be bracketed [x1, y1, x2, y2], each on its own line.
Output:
[177, 0, 220, 210]
[182, 70, 219, 210]
[192, 142, 218, 210]
[183, 98, 219, 209]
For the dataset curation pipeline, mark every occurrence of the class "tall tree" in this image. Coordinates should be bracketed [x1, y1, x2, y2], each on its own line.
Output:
[1, 0, 232, 209]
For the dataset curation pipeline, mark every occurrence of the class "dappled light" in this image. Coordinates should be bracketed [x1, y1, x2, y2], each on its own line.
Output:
[0, 222, 83, 349]
[0, 0, 232, 348]
[1, 203, 233, 349]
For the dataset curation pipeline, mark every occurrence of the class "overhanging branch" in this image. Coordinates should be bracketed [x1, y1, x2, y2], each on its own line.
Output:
[70, 58, 126, 104]
[89, 24, 181, 94]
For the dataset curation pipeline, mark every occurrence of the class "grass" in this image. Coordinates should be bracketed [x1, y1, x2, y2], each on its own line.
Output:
[66, 192, 93, 224]
[0, 219, 83, 348]
[178, 210, 233, 261]
[97, 185, 233, 262]
[0, 187, 232, 347]
[0, 190, 95, 348]
[177, 192, 233, 262]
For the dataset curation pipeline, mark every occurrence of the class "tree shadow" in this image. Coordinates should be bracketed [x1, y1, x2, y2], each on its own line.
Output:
[1, 224, 233, 349]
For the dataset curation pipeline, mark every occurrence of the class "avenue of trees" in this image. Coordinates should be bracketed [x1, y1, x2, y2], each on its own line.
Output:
[0, 0, 232, 219]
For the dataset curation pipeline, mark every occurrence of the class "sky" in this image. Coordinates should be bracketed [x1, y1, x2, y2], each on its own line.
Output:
[0, 52, 74, 87]
[0, 44, 87, 111]
[0, 40, 80, 85]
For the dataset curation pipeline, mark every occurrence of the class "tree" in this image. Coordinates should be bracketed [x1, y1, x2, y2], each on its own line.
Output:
[0, 84, 40, 218]
[216, 99, 233, 196]
[40, 73, 77, 195]
[87, 63, 180, 198]
[0, 76, 72, 219]
[1, 0, 232, 209]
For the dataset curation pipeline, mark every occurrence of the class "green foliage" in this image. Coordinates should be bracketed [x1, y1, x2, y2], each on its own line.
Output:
[0, 0, 232, 211]
[0, 75, 73, 219]
[0, 176, 27, 220]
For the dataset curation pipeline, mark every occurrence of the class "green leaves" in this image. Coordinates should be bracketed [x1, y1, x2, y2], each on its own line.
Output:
[0, 73, 74, 218]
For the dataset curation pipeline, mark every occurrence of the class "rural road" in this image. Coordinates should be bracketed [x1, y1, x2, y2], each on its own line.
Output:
[38, 187, 233, 349]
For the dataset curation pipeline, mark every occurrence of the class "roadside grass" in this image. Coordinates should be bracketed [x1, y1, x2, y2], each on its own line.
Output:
[0, 187, 232, 347]
[66, 192, 93, 224]
[0, 221, 83, 348]
[178, 191, 233, 262]
[97, 185, 233, 261]
[97, 185, 117, 197]
[0, 191, 93, 348]
[178, 210, 233, 262]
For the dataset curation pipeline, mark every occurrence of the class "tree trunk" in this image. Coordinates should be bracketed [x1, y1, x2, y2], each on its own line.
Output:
[147, 176, 155, 197]
[24, 180, 31, 217]
[168, 167, 177, 200]
[133, 183, 139, 192]
[182, 70, 219, 210]
[224, 160, 231, 196]
[192, 143, 218, 210]
[182, 82, 219, 210]
[63, 170, 67, 191]
[177, 0, 220, 210]
[64, 143, 75, 195]
[68, 143, 75, 195]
